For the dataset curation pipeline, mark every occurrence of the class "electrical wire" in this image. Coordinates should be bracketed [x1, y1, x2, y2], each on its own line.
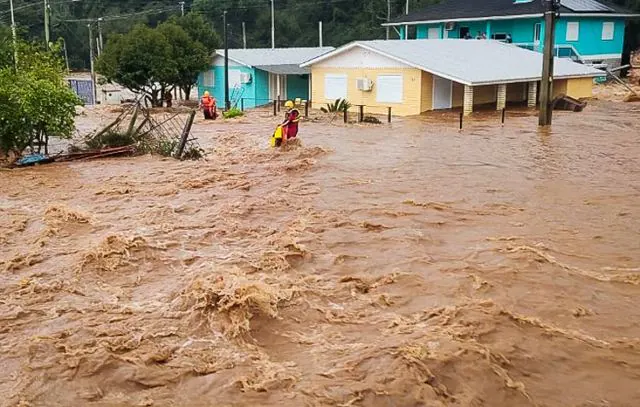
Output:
[60, 6, 179, 23]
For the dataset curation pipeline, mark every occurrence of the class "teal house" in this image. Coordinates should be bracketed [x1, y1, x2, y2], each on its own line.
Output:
[197, 47, 333, 109]
[384, 0, 639, 68]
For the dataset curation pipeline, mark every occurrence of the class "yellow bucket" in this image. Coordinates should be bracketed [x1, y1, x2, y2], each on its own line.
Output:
[270, 125, 283, 147]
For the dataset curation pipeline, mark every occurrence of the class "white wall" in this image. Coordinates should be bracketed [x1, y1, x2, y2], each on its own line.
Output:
[315, 46, 410, 69]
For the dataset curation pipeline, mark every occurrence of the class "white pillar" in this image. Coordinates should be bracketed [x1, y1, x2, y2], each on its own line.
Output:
[528, 81, 538, 107]
[497, 84, 507, 110]
[463, 85, 474, 116]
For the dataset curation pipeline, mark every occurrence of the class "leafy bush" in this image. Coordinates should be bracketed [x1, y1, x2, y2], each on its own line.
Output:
[321, 98, 352, 113]
[86, 130, 135, 149]
[223, 107, 244, 119]
[0, 40, 80, 157]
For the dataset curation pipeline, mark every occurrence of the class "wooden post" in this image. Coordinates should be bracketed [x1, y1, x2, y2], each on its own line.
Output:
[501, 108, 506, 125]
[539, 1, 558, 126]
[459, 111, 463, 130]
[343, 108, 348, 123]
[305, 101, 309, 117]
[359, 105, 364, 122]
[277, 95, 281, 112]
[273, 100, 277, 116]
[240, 98, 244, 111]
[175, 110, 196, 159]
[387, 107, 391, 123]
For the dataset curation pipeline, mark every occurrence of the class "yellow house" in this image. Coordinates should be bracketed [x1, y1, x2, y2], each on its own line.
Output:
[301, 40, 605, 116]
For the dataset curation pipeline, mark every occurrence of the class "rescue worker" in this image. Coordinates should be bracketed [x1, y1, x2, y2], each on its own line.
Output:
[200, 91, 217, 120]
[280, 100, 300, 146]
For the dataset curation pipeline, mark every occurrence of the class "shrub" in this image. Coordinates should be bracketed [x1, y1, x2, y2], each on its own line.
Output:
[321, 98, 352, 113]
[223, 107, 244, 119]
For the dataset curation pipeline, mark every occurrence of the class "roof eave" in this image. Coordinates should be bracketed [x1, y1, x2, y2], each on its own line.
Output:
[213, 51, 252, 68]
[471, 73, 605, 87]
[383, 12, 640, 26]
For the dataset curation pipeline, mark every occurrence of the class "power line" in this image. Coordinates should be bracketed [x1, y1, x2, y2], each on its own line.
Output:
[61, 6, 179, 23]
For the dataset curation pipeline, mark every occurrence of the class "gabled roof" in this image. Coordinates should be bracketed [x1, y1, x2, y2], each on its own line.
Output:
[385, 0, 638, 26]
[213, 47, 334, 74]
[301, 40, 605, 86]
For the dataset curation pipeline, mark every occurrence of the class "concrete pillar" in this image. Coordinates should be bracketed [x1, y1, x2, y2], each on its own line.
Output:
[528, 81, 537, 107]
[463, 85, 474, 116]
[497, 84, 507, 110]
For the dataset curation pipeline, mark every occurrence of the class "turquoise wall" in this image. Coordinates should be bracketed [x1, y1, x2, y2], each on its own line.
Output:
[417, 25, 428, 39]
[552, 17, 625, 56]
[410, 16, 625, 59]
[254, 69, 270, 106]
[197, 65, 262, 109]
[287, 74, 309, 100]
[197, 66, 312, 109]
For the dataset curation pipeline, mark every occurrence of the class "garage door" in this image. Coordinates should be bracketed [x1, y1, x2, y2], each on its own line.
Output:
[324, 74, 348, 100]
[376, 75, 403, 103]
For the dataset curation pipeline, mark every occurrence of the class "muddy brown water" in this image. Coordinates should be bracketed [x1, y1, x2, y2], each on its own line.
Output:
[1, 101, 640, 407]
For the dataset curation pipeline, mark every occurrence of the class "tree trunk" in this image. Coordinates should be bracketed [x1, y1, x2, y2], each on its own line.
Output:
[150, 89, 161, 107]
[182, 84, 192, 101]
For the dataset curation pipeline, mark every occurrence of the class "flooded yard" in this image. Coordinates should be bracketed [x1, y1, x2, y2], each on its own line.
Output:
[1, 100, 640, 406]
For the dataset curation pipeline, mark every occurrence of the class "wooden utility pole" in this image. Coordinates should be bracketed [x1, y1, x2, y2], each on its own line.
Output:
[88, 23, 97, 104]
[9, 0, 18, 68]
[538, 0, 559, 126]
[242, 21, 247, 49]
[97, 17, 104, 55]
[270, 0, 275, 48]
[44, 0, 50, 48]
[223, 11, 230, 110]
[386, 0, 391, 40]
[405, 0, 409, 39]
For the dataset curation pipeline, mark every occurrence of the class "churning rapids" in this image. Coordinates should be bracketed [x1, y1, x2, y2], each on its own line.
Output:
[1, 101, 640, 407]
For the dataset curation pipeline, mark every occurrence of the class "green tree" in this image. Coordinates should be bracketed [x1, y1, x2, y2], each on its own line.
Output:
[96, 24, 176, 106]
[169, 13, 221, 53]
[158, 20, 210, 100]
[0, 38, 79, 158]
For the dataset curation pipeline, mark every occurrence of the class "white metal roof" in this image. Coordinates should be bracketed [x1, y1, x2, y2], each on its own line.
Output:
[301, 40, 605, 86]
[214, 47, 334, 71]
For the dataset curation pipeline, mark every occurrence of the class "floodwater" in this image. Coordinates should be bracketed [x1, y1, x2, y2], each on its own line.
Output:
[1, 101, 640, 407]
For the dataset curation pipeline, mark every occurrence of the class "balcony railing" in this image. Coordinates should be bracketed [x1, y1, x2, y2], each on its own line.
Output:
[514, 43, 582, 62]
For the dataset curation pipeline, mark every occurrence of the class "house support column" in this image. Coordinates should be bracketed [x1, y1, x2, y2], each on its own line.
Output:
[497, 84, 506, 110]
[528, 81, 537, 107]
[463, 85, 474, 116]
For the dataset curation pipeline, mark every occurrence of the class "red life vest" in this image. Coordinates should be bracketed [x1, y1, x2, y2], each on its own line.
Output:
[201, 96, 215, 108]
[285, 109, 300, 138]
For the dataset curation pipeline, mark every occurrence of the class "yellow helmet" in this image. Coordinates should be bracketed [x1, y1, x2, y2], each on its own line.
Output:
[284, 100, 294, 109]
[203, 91, 210, 97]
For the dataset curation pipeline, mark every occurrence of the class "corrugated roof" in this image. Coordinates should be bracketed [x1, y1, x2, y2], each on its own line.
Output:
[214, 47, 334, 72]
[302, 40, 605, 86]
[386, 0, 634, 25]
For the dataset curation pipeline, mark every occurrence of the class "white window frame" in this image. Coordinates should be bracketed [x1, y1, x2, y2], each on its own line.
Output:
[534, 23, 541, 45]
[566, 22, 579, 42]
[601, 22, 614, 41]
[376, 75, 404, 104]
[324, 74, 348, 100]
[203, 70, 214, 87]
